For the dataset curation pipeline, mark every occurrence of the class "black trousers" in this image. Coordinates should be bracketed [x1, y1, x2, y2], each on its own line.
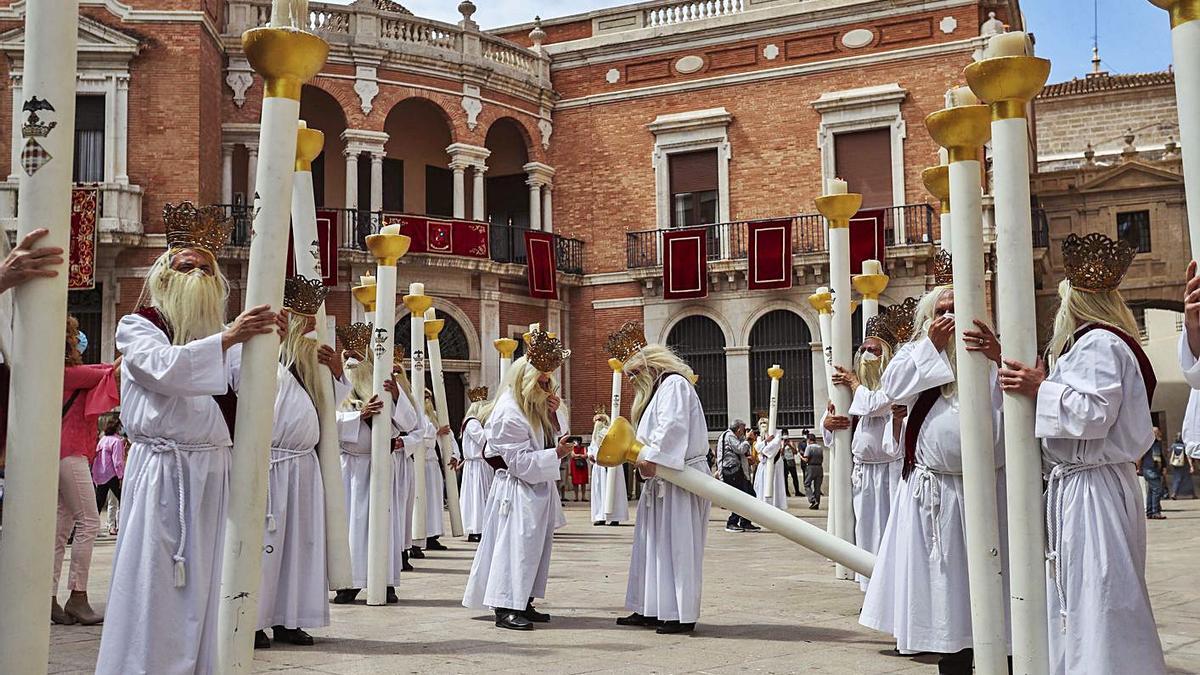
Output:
[783, 460, 802, 496]
[804, 465, 823, 506]
[721, 471, 755, 527]
[94, 477, 121, 514]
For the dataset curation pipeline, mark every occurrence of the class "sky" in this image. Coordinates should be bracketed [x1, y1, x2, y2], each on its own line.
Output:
[327, 0, 1175, 83]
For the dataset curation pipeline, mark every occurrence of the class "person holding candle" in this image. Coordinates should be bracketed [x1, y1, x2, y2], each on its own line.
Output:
[462, 328, 572, 631]
[1000, 233, 1165, 674]
[95, 203, 284, 675]
[752, 418, 786, 510]
[412, 388, 458, 553]
[587, 411, 628, 526]
[459, 387, 495, 543]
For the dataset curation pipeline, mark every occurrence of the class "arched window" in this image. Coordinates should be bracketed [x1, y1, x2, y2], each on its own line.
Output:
[395, 311, 470, 361]
[666, 315, 727, 431]
[749, 310, 815, 430]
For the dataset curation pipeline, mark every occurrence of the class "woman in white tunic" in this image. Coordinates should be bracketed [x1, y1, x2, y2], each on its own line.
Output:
[463, 330, 572, 631]
[858, 286, 1010, 671]
[752, 423, 787, 510]
[333, 329, 420, 604]
[606, 324, 711, 635]
[96, 237, 278, 675]
[587, 412, 629, 525]
[459, 389, 495, 542]
[1001, 233, 1165, 675]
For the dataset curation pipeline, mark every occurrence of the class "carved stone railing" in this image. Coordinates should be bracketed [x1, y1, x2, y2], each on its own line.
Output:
[0, 181, 144, 244]
[645, 0, 747, 27]
[583, 0, 789, 36]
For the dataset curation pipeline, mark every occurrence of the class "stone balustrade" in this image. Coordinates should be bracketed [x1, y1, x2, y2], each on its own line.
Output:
[0, 181, 144, 244]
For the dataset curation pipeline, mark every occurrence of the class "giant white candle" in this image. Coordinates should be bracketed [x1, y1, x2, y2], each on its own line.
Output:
[825, 178, 848, 195]
[983, 31, 1031, 58]
[605, 358, 624, 517]
[366, 265, 397, 605]
[404, 288, 433, 545]
[0, 2, 78, 672]
[425, 307, 464, 537]
[764, 365, 784, 501]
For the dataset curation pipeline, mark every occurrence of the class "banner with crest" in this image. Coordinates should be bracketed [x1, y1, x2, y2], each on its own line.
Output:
[662, 227, 708, 300]
[69, 187, 98, 290]
[383, 214, 489, 259]
[286, 208, 339, 286]
[523, 230, 558, 300]
[746, 218, 793, 291]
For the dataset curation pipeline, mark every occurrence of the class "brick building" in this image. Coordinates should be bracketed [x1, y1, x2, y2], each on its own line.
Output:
[0, 0, 1023, 435]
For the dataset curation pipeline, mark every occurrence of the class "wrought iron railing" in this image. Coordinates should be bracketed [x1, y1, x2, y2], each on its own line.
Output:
[625, 203, 938, 270]
[1032, 208, 1050, 249]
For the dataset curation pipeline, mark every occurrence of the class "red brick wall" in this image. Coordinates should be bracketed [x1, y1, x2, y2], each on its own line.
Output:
[563, 282, 642, 429]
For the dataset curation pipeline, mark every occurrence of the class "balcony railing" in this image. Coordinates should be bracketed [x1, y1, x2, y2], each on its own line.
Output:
[1032, 208, 1050, 248]
[626, 204, 938, 270]
[0, 181, 143, 241]
[216, 205, 584, 275]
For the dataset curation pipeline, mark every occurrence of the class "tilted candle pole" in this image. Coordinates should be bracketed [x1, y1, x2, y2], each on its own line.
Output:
[1149, 0, 1200, 260]
[764, 365, 784, 500]
[966, 34, 1052, 675]
[218, 13, 328, 672]
[807, 288, 836, 535]
[290, 122, 352, 591]
[922, 164, 952, 253]
[605, 357, 624, 517]
[925, 88, 1008, 674]
[853, 259, 889, 342]
[494, 337, 518, 384]
[424, 307, 464, 537]
[404, 286, 433, 544]
[0, 2, 78, 671]
[816, 180, 861, 582]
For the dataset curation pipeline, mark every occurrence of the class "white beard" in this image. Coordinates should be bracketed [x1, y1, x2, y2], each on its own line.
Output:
[150, 267, 226, 346]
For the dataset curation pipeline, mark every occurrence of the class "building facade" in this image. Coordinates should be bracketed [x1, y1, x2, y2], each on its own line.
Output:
[0, 0, 1023, 434]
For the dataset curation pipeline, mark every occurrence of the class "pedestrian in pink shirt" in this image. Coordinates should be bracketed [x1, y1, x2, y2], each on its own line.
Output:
[51, 317, 119, 626]
[92, 416, 125, 536]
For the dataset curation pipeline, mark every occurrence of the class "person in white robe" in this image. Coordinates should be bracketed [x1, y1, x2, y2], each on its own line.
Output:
[333, 329, 420, 604]
[1001, 233, 1165, 675]
[606, 323, 711, 635]
[96, 215, 282, 675]
[459, 389, 496, 542]
[462, 329, 572, 631]
[1181, 260, 1200, 467]
[412, 390, 459, 552]
[587, 412, 629, 525]
[858, 285, 1010, 673]
[752, 419, 787, 510]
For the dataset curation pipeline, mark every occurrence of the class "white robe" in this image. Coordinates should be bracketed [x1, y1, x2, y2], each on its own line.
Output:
[587, 436, 629, 523]
[848, 384, 903, 591]
[96, 315, 240, 675]
[337, 388, 420, 588]
[255, 366, 342, 630]
[1180, 334, 1200, 457]
[752, 435, 788, 510]
[859, 337, 1010, 655]
[462, 392, 562, 611]
[1037, 329, 1165, 674]
[459, 418, 495, 535]
[625, 375, 711, 624]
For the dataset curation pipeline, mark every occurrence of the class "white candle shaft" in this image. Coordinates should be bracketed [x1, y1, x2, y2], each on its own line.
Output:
[940, 212, 953, 254]
[764, 376, 781, 500]
[825, 178, 848, 195]
[1171, 21, 1200, 262]
[498, 355, 511, 384]
[862, 297, 880, 341]
[991, 116, 1050, 674]
[949, 158, 1009, 674]
[0, 2, 78, 672]
[817, 311, 834, 536]
[427, 336, 464, 537]
[218, 95, 300, 673]
[604, 370, 622, 517]
[828, 227, 855, 581]
[365, 265, 398, 605]
[411, 312, 428, 543]
[291, 168, 353, 592]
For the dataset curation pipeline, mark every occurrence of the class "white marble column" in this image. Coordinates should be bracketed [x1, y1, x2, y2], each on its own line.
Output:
[527, 180, 542, 231]
[541, 183, 554, 233]
[344, 150, 359, 211]
[369, 151, 384, 213]
[480, 278, 501, 386]
[114, 75, 129, 184]
[472, 165, 486, 221]
[104, 76, 117, 183]
[246, 143, 259, 200]
[451, 161, 467, 219]
[725, 345, 752, 427]
[221, 143, 234, 204]
[8, 76, 22, 183]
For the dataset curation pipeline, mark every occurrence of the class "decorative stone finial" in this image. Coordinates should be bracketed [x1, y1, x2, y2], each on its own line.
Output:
[1083, 142, 1096, 165]
[1165, 135, 1179, 157]
[530, 16, 546, 49]
[980, 11, 1004, 36]
[1122, 129, 1137, 160]
[458, 0, 476, 24]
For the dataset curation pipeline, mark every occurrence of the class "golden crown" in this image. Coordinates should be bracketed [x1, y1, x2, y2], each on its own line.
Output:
[526, 327, 571, 373]
[468, 386, 489, 403]
[163, 202, 233, 255]
[1063, 232, 1135, 292]
[931, 249, 954, 287]
[867, 297, 919, 348]
[604, 321, 648, 364]
[283, 275, 328, 316]
[336, 322, 371, 353]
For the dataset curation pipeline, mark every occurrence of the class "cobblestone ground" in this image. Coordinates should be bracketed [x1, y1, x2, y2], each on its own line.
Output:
[48, 494, 1200, 674]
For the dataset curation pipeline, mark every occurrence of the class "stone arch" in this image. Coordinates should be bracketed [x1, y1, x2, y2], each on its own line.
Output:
[747, 308, 816, 428]
[665, 314, 729, 431]
[739, 300, 820, 346]
[480, 110, 545, 163]
[371, 86, 462, 141]
[398, 297, 481, 363]
[299, 84, 349, 208]
[381, 96, 458, 215]
[659, 305, 736, 346]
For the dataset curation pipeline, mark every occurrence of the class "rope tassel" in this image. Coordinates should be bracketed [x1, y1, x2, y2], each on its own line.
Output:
[174, 557, 187, 588]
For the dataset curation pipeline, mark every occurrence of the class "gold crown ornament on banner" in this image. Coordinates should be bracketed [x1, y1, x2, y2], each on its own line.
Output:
[525, 327, 571, 373]
[1062, 232, 1135, 292]
[604, 321, 648, 364]
[336, 322, 371, 354]
[867, 297, 920, 348]
[163, 202, 233, 255]
[467, 387, 490, 403]
[283, 275, 328, 316]
[931, 249, 954, 287]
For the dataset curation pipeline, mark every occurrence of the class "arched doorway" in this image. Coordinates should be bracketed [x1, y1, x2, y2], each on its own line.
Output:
[298, 85, 348, 208]
[484, 118, 532, 263]
[383, 98, 455, 216]
[396, 311, 470, 433]
[666, 315, 728, 431]
[748, 309, 814, 430]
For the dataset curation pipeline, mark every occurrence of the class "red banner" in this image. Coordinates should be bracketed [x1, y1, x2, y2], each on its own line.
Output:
[69, 187, 98, 290]
[524, 230, 557, 300]
[384, 214, 489, 259]
[286, 208, 339, 286]
[747, 218, 792, 291]
[662, 227, 708, 300]
[850, 208, 887, 274]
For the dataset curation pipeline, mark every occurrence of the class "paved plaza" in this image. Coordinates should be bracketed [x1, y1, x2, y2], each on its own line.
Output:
[47, 496, 1200, 674]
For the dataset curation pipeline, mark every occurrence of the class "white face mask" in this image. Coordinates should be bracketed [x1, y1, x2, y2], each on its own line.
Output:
[345, 356, 362, 367]
[860, 352, 880, 362]
[187, 268, 207, 278]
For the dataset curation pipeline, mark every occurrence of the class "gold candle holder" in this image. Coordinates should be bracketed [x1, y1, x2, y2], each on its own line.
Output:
[242, 27, 329, 101]
[295, 126, 325, 171]
[768, 365, 785, 380]
[1149, 0, 1200, 28]
[852, 273, 890, 301]
[922, 165, 951, 214]
[352, 284, 378, 313]
[494, 337, 518, 358]
[403, 293, 434, 317]
[808, 290, 833, 314]
[608, 357, 624, 373]
[596, 416, 644, 467]
[814, 193, 863, 229]
[424, 317, 445, 340]
[925, 105, 992, 161]
[365, 232, 410, 267]
[964, 56, 1051, 121]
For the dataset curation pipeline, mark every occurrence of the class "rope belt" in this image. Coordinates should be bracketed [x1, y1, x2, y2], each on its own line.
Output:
[130, 436, 224, 588]
[265, 446, 316, 533]
[1044, 461, 1121, 633]
[909, 463, 962, 562]
[852, 456, 901, 488]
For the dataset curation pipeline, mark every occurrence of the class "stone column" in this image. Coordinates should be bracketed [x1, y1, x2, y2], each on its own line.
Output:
[8, 76, 22, 183]
[450, 160, 467, 219]
[246, 143, 259, 200]
[725, 345, 752, 427]
[104, 75, 117, 183]
[221, 143, 235, 204]
[344, 149, 359, 211]
[114, 75, 129, 184]
[446, 143, 491, 221]
[541, 183, 554, 233]
[480, 277, 501, 385]
[527, 179, 542, 231]
[472, 165, 486, 221]
[369, 151, 384, 213]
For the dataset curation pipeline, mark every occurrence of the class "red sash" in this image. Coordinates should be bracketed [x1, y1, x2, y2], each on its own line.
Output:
[134, 307, 237, 435]
[1062, 324, 1157, 402]
[901, 388, 941, 480]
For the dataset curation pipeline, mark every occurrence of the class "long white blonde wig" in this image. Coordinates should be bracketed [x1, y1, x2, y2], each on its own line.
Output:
[1045, 279, 1139, 370]
[280, 312, 324, 411]
[478, 356, 562, 444]
[138, 250, 229, 345]
[854, 337, 894, 392]
[910, 285, 956, 397]
[626, 343, 696, 425]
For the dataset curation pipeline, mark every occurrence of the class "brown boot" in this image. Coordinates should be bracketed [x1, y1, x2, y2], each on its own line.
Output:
[63, 591, 103, 625]
[51, 598, 76, 625]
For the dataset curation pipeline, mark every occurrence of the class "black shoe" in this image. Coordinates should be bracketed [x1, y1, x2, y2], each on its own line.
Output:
[494, 609, 533, 631]
[254, 630, 271, 649]
[386, 586, 399, 604]
[937, 648, 973, 675]
[616, 612, 660, 627]
[332, 588, 359, 604]
[809, 503, 819, 510]
[409, 546, 425, 559]
[608, 521, 620, 526]
[724, 524, 744, 532]
[656, 620, 696, 634]
[467, 533, 481, 543]
[425, 537, 448, 551]
[272, 626, 314, 646]
[742, 524, 762, 532]
[523, 599, 550, 623]
[593, 520, 605, 526]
